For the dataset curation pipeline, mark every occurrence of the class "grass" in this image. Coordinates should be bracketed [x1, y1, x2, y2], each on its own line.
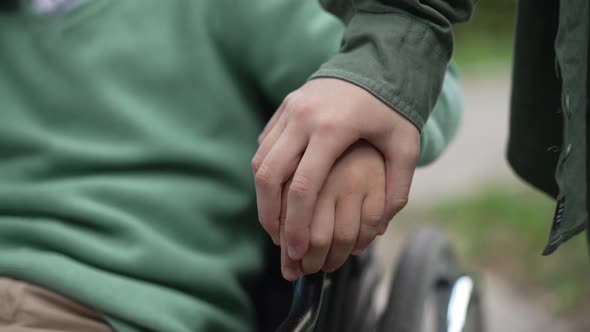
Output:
[453, 33, 514, 74]
[417, 185, 590, 312]
[452, 1, 516, 73]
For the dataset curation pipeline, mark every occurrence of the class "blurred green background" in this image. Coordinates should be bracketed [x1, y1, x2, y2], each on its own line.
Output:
[419, 0, 590, 318]
[453, 0, 516, 71]
[425, 186, 590, 312]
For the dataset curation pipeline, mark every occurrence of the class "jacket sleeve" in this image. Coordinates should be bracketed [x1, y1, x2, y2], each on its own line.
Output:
[312, 0, 474, 131]
[213, 0, 462, 164]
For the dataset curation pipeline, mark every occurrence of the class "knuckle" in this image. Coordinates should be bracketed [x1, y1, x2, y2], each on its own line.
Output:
[251, 156, 262, 173]
[334, 231, 357, 247]
[283, 92, 296, 106]
[363, 213, 384, 227]
[309, 233, 331, 250]
[289, 175, 314, 199]
[254, 165, 274, 188]
[391, 197, 408, 216]
[391, 197, 409, 214]
[285, 226, 308, 245]
[290, 99, 315, 122]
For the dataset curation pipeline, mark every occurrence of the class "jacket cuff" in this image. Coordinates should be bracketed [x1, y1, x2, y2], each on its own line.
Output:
[309, 11, 451, 131]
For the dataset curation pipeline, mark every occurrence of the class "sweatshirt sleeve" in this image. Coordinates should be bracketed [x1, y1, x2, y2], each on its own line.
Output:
[212, 0, 346, 105]
[417, 62, 463, 166]
[311, 0, 474, 131]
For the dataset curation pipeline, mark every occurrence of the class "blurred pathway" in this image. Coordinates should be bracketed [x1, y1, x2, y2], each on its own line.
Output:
[411, 73, 515, 203]
[376, 73, 573, 332]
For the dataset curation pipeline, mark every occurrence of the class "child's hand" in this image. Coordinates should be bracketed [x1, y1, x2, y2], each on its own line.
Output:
[252, 79, 419, 264]
[279, 140, 385, 281]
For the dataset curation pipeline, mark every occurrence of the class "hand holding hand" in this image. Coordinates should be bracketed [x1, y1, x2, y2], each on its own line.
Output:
[252, 78, 420, 266]
[279, 140, 385, 281]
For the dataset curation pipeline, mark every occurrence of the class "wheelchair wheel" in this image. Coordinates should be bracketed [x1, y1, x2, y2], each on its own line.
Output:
[461, 280, 484, 332]
[378, 227, 484, 332]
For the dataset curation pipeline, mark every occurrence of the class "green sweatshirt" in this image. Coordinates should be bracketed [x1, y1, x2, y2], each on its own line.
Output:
[0, 1, 461, 331]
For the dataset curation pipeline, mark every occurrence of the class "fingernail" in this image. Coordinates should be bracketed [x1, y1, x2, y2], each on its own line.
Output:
[352, 248, 363, 256]
[282, 267, 298, 281]
[272, 235, 280, 246]
[288, 245, 301, 260]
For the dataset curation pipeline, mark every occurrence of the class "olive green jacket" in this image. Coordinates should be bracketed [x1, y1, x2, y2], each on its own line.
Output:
[315, 0, 588, 254]
[508, 0, 588, 254]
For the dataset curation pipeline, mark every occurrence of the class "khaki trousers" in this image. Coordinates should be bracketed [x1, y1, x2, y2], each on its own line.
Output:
[0, 278, 114, 332]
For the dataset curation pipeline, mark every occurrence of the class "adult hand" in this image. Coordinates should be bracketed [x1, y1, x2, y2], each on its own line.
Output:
[278, 140, 386, 281]
[252, 78, 420, 262]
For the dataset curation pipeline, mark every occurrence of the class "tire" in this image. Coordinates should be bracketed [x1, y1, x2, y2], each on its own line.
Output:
[378, 227, 482, 332]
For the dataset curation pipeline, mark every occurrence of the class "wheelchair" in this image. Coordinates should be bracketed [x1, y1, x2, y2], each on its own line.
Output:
[252, 227, 484, 332]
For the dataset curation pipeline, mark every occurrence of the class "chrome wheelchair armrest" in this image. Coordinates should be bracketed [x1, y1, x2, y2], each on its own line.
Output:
[275, 272, 328, 332]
